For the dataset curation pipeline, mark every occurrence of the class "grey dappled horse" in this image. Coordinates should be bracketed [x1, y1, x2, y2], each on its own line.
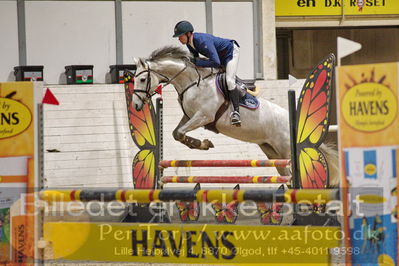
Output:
[131, 46, 339, 187]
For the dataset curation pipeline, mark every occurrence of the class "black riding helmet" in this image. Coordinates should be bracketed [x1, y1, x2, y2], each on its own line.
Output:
[173, 21, 194, 38]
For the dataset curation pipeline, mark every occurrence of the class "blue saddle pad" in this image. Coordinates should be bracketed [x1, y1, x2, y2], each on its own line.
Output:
[215, 73, 259, 110]
[239, 92, 259, 110]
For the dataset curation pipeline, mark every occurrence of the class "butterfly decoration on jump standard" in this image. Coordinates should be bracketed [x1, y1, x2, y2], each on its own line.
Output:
[255, 55, 335, 225]
[124, 70, 157, 189]
[295, 54, 336, 189]
[124, 70, 201, 222]
[211, 184, 240, 224]
[257, 202, 283, 225]
[257, 185, 285, 225]
[175, 183, 201, 223]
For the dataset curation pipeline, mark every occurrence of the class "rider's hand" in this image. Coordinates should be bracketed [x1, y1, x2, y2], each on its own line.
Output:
[190, 57, 197, 64]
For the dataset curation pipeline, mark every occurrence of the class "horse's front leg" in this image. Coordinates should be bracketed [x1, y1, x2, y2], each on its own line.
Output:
[173, 114, 214, 150]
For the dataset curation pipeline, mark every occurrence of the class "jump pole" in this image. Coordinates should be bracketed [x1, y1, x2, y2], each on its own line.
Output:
[159, 159, 291, 168]
[160, 175, 291, 184]
[40, 188, 339, 204]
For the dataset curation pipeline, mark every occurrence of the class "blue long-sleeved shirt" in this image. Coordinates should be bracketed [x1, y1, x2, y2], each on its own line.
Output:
[186, 32, 239, 68]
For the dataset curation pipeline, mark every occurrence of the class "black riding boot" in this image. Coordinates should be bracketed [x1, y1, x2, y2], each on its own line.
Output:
[228, 88, 241, 126]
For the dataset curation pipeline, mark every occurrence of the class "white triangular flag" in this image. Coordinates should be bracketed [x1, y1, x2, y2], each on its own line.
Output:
[288, 74, 297, 87]
[337, 37, 362, 65]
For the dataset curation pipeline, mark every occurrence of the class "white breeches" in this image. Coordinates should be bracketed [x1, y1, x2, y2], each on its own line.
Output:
[225, 43, 240, 91]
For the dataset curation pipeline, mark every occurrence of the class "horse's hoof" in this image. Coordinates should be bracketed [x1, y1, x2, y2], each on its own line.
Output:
[203, 139, 214, 149]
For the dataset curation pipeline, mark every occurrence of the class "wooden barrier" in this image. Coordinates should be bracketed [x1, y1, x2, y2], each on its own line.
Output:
[40, 188, 339, 204]
[160, 175, 291, 184]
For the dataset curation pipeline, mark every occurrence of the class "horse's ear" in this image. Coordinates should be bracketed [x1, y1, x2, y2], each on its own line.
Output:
[138, 58, 146, 68]
[134, 58, 146, 68]
[132, 57, 145, 68]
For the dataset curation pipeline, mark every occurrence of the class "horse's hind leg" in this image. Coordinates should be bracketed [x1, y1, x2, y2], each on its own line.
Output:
[258, 143, 291, 177]
[173, 114, 214, 150]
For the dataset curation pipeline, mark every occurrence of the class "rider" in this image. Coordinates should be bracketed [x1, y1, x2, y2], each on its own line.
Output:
[173, 20, 241, 126]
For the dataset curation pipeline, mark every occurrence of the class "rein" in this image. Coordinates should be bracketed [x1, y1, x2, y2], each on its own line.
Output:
[134, 60, 213, 103]
[134, 59, 224, 133]
[178, 67, 215, 102]
[133, 61, 188, 103]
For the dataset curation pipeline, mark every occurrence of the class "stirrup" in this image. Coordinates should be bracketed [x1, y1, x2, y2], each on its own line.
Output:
[230, 111, 241, 126]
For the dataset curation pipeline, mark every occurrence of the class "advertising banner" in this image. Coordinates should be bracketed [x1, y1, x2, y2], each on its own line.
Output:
[337, 63, 398, 265]
[43, 222, 340, 264]
[0, 82, 41, 263]
[276, 0, 399, 16]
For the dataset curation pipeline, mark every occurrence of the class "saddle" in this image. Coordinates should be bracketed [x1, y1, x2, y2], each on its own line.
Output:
[204, 73, 260, 133]
[215, 73, 259, 110]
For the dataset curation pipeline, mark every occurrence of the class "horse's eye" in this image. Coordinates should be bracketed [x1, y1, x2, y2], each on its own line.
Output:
[140, 78, 146, 82]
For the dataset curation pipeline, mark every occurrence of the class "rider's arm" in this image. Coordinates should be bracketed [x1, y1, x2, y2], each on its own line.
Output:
[187, 45, 199, 59]
[194, 41, 221, 68]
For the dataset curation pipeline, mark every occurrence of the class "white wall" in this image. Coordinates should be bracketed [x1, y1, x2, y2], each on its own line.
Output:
[0, 1, 19, 81]
[0, 1, 256, 84]
[43, 85, 135, 187]
[213, 1, 254, 79]
[25, 1, 116, 84]
[122, 1, 206, 62]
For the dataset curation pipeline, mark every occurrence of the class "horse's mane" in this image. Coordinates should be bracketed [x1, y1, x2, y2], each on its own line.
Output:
[148, 46, 191, 62]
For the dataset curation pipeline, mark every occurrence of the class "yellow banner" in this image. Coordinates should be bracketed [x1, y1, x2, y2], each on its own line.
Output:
[276, 0, 399, 16]
[336, 63, 399, 265]
[0, 82, 39, 264]
[43, 222, 340, 264]
[337, 62, 399, 147]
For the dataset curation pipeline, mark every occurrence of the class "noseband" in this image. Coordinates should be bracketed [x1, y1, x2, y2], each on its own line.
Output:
[133, 61, 188, 103]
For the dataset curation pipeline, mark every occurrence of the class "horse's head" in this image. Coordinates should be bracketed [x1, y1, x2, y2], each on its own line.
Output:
[132, 58, 162, 111]
[132, 46, 194, 110]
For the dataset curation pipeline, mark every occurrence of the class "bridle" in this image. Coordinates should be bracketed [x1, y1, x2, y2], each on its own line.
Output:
[133, 60, 215, 105]
[133, 61, 188, 103]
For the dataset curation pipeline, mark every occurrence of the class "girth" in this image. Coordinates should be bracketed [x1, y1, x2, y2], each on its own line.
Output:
[178, 72, 230, 134]
[204, 100, 230, 134]
[178, 97, 230, 134]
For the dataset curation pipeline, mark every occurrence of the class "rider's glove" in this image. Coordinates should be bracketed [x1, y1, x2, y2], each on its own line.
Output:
[190, 57, 197, 64]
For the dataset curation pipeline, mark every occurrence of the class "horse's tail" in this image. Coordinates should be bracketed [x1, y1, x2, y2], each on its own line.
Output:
[319, 143, 340, 188]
